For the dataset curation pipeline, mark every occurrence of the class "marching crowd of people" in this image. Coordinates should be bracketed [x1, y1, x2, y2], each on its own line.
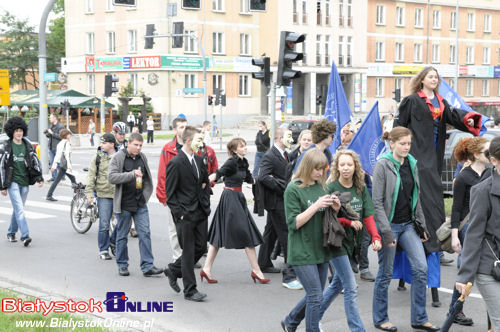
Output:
[1, 66, 499, 331]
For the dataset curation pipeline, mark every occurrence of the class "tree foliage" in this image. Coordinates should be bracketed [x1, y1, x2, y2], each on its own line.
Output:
[47, 0, 65, 73]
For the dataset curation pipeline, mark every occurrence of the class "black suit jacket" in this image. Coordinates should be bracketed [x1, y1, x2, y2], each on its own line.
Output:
[258, 146, 288, 211]
[165, 150, 211, 221]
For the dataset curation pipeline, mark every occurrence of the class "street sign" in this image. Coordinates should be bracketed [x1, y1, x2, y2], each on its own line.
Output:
[0, 69, 10, 106]
[44, 72, 57, 82]
[183, 88, 204, 94]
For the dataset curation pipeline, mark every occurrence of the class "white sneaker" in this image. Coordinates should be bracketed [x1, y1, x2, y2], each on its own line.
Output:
[282, 280, 303, 290]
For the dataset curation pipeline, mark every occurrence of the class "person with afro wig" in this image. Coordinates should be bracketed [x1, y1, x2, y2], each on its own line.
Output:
[0, 116, 43, 247]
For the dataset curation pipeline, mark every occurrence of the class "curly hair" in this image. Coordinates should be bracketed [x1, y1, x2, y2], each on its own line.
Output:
[4, 116, 28, 139]
[328, 149, 365, 195]
[311, 119, 336, 144]
[453, 137, 489, 163]
[409, 66, 441, 95]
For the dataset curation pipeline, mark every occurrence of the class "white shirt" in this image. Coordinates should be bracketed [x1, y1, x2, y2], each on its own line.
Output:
[127, 114, 135, 123]
[146, 119, 154, 131]
[183, 149, 199, 178]
[275, 145, 287, 161]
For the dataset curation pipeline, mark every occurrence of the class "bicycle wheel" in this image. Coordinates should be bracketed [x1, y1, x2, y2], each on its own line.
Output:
[70, 193, 93, 234]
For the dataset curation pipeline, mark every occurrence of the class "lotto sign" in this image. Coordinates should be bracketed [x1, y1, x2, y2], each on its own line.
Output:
[0, 69, 10, 106]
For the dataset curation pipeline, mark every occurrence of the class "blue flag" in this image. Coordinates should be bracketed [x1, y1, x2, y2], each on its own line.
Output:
[347, 102, 385, 175]
[324, 61, 352, 154]
[439, 78, 490, 135]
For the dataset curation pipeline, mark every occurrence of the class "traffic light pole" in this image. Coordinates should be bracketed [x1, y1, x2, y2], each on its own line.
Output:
[100, 95, 105, 134]
[269, 82, 276, 148]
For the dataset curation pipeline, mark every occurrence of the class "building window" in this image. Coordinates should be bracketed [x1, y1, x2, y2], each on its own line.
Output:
[346, 36, 352, 66]
[484, 14, 491, 33]
[240, 34, 251, 56]
[450, 11, 457, 30]
[212, 0, 225, 12]
[432, 10, 441, 29]
[301, 38, 307, 65]
[375, 41, 385, 61]
[396, 7, 405, 27]
[302, 0, 307, 24]
[325, 0, 330, 25]
[449, 45, 456, 64]
[375, 78, 384, 97]
[105, 0, 114, 12]
[317, 0, 322, 25]
[483, 47, 491, 65]
[432, 44, 440, 63]
[449, 79, 456, 91]
[212, 74, 225, 94]
[106, 31, 115, 54]
[376, 5, 385, 25]
[87, 74, 95, 95]
[466, 46, 474, 64]
[85, 0, 94, 14]
[128, 73, 138, 95]
[338, 36, 344, 66]
[395, 42, 404, 62]
[128, 30, 137, 53]
[395, 78, 403, 96]
[184, 30, 197, 53]
[184, 73, 197, 95]
[414, 43, 422, 63]
[482, 79, 489, 96]
[465, 79, 473, 97]
[467, 13, 475, 32]
[414, 8, 423, 28]
[293, 0, 298, 23]
[324, 35, 330, 66]
[240, 0, 249, 14]
[346, 0, 352, 27]
[85, 32, 94, 54]
[212, 32, 224, 54]
[316, 35, 322, 66]
[239, 75, 250, 96]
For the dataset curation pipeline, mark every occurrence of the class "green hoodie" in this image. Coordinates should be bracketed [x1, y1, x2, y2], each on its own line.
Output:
[380, 151, 420, 223]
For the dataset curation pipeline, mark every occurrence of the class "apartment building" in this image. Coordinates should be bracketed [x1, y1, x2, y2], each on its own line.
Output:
[367, 0, 500, 118]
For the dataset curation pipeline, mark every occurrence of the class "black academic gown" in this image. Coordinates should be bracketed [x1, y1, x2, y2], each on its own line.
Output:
[394, 91, 481, 252]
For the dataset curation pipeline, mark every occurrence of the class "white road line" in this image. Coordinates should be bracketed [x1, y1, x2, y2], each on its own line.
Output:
[0, 207, 55, 220]
[24, 201, 70, 212]
[53, 196, 73, 202]
[438, 287, 482, 299]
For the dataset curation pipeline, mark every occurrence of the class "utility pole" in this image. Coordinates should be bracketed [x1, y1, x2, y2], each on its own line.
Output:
[38, 0, 57, 174]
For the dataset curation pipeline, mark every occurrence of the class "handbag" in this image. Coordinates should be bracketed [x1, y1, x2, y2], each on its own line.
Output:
[485, 235, 500, 281]
[59, 142, 68, 169]
[436, 214, 469, 254]
[412, 217, 429, 240]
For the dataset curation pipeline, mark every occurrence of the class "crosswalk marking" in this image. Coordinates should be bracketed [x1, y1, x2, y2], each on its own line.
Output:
[25, 201, 70, 212]
[0, 207, 55, 220]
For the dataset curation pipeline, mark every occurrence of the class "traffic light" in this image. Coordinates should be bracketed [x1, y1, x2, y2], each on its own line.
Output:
[277, 31, 305, 87]
[145, 24, 156, 49]
[113, 0, 136, 6]
[104, 74, 119, 97]
[393, 88, 401, 102]
[208, 95, 213, 105]
[249, 0, 266, 11]
[215, 93, 221, 106]
[182, 0, 200, 9]
[251, 57, 270, 86]
[316, 95, 322, 105]
[172, 22, 184, 49]
[221, 94, 226, 107]
[60, 99, 70, 111]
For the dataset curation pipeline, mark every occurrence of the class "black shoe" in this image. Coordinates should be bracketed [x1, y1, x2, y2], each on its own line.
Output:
[440, 256, 454, 265]
[350, 259, 359, 273]
[143, 266, 164, 277]
[281, 320, 296, 332]
[22, 237, 32, 247]
[360, 271, 376, 281]
[397, 285, 407, 291]
[454, 313, 474, 326]
[46, 196, 57, 202]
[7, 234, 17, 242]
[431, 301, 441, 307]
[47, 178, 55, 182]
[261, 267, 281, 273]
[374, 324, 398, 332]
[411, 323, 439, 331]
[184, 291, 207, 302]
[164, 268, 180, 293]
[118, 267, 130, 276]
[109, 243, 116, 256]
[99, 252, 112, 260]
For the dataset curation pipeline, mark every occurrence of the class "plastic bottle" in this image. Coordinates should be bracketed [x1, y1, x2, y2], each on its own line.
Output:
[136, 166, 143, 189]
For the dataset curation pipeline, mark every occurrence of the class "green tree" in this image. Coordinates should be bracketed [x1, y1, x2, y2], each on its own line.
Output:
[0, 11, 39, 89]
[47, 0, 65, 73]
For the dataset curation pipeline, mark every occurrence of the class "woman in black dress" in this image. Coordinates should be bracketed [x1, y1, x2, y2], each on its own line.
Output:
[201, 138, 269, 284]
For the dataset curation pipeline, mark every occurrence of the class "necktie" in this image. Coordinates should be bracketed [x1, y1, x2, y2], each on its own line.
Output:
[191, 158, 198, 178]
[284, 151, 289, 163]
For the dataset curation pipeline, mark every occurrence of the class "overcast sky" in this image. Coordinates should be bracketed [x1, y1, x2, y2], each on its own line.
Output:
[0, 1, 57, 29]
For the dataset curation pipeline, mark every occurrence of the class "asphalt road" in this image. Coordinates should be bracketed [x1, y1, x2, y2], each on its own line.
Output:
[0, 143, 490, 332]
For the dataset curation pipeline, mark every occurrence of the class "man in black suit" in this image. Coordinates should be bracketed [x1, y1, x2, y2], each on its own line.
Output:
[257, 128, 302, 290]
[164, 126, 211, 302]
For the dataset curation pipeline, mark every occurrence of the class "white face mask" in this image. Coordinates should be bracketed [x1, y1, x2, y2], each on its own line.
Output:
[283, 130, 293, 149]
[191, 133, 204, 152]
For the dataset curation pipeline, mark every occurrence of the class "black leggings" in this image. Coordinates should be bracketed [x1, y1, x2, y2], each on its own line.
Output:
[46, 167, 76, 198]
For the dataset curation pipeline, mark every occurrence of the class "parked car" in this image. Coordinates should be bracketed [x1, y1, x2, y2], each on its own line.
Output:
[288, 120, 316, 144]
[441, 128, 500, 196]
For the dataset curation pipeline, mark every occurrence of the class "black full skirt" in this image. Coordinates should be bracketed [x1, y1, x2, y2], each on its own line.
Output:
[208, 189, 263, 249]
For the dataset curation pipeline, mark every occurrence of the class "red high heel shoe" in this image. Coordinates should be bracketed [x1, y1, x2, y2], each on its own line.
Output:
[251, 272, 270, 284]
[200, 269, 218, 283]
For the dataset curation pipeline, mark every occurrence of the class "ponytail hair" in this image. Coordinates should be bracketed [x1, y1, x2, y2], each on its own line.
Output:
[382, 127, 412, 142]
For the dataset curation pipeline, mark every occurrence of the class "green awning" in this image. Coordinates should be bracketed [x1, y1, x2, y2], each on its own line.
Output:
[9, 90, 115, 108]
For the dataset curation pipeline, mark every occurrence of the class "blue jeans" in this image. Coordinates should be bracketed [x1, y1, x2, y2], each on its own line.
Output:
[449, 222, 470, 311]
[284, 262, 329, 332]
[321, 255, 365, 331]
[115, 206, 154, 272]
[7, 182, 30, 240]
[373, 221, 428, 326]
[97, 198, 115, 253]
[252, 152, 265, 178]
[49, 149, 57, 179]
